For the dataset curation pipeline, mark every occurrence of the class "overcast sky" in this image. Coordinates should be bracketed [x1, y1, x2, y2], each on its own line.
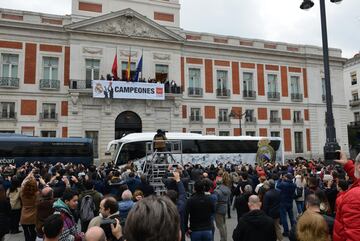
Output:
[0, 0, 359, 58]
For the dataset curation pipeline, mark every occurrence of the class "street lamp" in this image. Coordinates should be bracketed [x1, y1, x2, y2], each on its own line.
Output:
[229, 110, 247, 136]
[300, 0, 342, 161]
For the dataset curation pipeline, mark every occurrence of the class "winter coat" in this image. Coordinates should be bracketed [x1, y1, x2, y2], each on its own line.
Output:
[262, 188, 280, 219]
[78, 189, 102, 216]
[20, 191, 38, 225]
[53, 199, 84, 241]
[7, 188, 21, 210]
[234, 193, 251, 220]
[118, 200, 134, 225]
[333, 161, 360, 241]
[36, 197, 55, 237]
[232, 209, 277, 241]
[185, 193, 215, 232]
[0, 199, 11, 236]
[277, 179, 296, 206]
[214, 184, 231, 215]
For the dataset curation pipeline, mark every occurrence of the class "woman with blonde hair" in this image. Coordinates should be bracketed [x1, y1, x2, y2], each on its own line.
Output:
[296, 210, 330, 241]
[20, 172, 39, 241]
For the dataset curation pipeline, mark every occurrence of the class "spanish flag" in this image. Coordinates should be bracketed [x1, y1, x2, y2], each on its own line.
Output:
[126, 49, 131, 81]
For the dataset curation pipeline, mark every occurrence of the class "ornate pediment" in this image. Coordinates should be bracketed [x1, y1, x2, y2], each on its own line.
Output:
[66, 9, 183, 42]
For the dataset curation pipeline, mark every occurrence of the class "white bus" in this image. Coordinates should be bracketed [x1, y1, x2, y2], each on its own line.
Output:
[106, 132, 284, 167]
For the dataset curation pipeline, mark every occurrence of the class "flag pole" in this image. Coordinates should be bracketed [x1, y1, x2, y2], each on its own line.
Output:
[141, 48, 143, 80]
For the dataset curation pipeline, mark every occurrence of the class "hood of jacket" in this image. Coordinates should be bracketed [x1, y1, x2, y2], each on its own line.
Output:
[53, 198, 72, 216]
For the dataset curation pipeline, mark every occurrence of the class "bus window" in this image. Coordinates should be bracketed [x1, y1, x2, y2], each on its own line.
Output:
[182, 140, 199, 153]
[117, 141, 147, 165]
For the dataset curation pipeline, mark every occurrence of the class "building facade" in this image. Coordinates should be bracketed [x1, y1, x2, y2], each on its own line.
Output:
[0, 0, 349, 162]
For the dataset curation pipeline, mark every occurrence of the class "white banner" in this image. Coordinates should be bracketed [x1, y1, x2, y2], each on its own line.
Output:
[92, 80, 165, 100]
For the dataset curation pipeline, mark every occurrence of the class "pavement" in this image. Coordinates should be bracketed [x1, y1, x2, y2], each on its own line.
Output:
[5, 208, 291, 241]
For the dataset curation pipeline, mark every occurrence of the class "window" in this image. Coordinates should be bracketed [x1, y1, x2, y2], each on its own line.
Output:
[86, 59, 100, 80]
[245, 109, 254, 122]
[43, 57, 58, 80]
[291, 76, 301, 94]
[351, 72, 357, 85]
[41, 131, 56, 138]
[85, 131, 99, 158]
[190, 108, 201, 122]
[121, 61, 136, 80]
[219, 109, 229, 122]
[294, 132, 303, 153]
[155, 64, 169, 83]
[1, 54, 18, 78]
[42, 103, 56, 119]
[245, 131, 256, 136]
[190, 131, 202, 134]
[267, 74, 278, 93]
[243, 72, 253, 91]
[352, 93, 359, 101]
[271, 131, 280, 137]
[355, 112, 360, 122]
[217, 70, 228, 90]
[293, 111, 302, 122]
[1, 102, 15, 119]
[189, 68, 201, 88]
[270, 110, 279, 119]
[0, 130, 15, 133]
[219, 131, 230, 136]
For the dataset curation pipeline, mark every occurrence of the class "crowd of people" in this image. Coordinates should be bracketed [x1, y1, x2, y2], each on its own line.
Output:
[0, 150, 359, 241]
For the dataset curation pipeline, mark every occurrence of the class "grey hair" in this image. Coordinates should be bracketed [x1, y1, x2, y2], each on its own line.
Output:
[121, 189, 133, 201]
[244, 184, 253, 194]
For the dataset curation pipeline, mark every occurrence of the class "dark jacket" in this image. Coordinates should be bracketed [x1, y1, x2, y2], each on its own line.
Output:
[0, 199, 11, 236]
[176, 181, 186, 241]
[125, 177, 141, 193]
[277, 179, 296, 206]
[262, 188, 281, 219]
[232, 210, 277, 241]
[137, 181, 155, 197]
[36, 197, 55, 237]
[234, 193, 251, 220]
[214, 184, 231, 215]
[79, 189, 102, 216]
[185, 193, 215, 231]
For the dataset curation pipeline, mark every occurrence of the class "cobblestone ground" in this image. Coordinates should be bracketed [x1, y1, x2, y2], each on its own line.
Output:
[5, 208, 291, 241]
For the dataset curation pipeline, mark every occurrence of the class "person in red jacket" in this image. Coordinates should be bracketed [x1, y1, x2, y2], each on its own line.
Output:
[333, 151, 360, 241]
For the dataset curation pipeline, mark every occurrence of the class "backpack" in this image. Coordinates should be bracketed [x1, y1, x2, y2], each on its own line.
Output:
[294, 187, 303, 199]
[79, 195, 95, 222]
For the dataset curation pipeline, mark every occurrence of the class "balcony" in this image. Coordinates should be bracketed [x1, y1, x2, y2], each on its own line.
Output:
[188, 87, 203, 97]
[70, 79, 92, 90]
[39, 79, 60, 90]
[218, 116, 231, 124]
[216, 88, 230, 98]
[291, 93, 303, 102]
[189, 115, 203, 124]
[349, 121, 360, 127]
[0, 77, 19, 88]
[293, 118, 304, 125]
[243, 90, 256, 99]
[267, 92, 280, 101]
[0, 112, 17, 121]
[39, 113, 58, 122]
[270, 117, 281, 124]
[349, 99, 360, 107]
[245, 117, 257, 125]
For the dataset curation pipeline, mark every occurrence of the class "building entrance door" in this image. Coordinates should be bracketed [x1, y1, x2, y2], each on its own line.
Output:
[115, 111, 142, 139]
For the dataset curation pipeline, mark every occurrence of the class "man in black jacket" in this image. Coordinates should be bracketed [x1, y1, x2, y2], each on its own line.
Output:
[185, 180, 215, 241]
[262, 179, 282, 241]
[233, 195, 276, 241]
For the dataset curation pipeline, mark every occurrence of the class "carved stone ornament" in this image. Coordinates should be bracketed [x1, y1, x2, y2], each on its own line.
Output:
[70, 92, 79, 105]
[145, 100, 152, 115]
[120, 50, 138, 58]
[153, 53, 171, 60]
[81, 15, 170, 40]
[82, 47, 103, 55]
[104, 100, 111, 115]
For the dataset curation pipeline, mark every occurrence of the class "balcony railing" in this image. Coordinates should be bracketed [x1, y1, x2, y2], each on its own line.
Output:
[189, 115, 203, 123]
[188, 87, 203, 97]
[0, 112, 17, 120]
[245, 117, 257, 124]
[267, 92, 280, 101]
[350, 120, 360, 127]
[349, 99, 360, 107]
[39, 79, 60, 90]
[291, 93, 303, 102]
[293, 118, 304, 125]
[218, 116, 230, 123]
[216, 88, 230, 97]
[39, 113, 58, 122]
[70, 79, 92, 89]
[270, 117, 281, 124]
[243, 90, 256, 99]
[0, 77, 19, 88]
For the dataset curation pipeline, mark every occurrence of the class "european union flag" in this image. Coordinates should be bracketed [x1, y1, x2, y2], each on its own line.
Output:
[134, 56, 143, 82]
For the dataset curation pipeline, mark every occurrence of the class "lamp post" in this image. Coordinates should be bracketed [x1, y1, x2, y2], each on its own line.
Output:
[229, 110, 247, 136]
[300, 0, 341, 160]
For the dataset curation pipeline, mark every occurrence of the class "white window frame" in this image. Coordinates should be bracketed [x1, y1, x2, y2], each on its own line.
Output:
[188, 67, 201, 88]
[290, 74, 303, 95]
[267, 73, 279, 93]
[42, 103, 56, 119]
[0, 102, 15, 118]
[294, 131, 304, 153]
[219, 108, 229, 122]
[242, 71, 255, 92]
[216, 69, 228, 90]
[190, 107, 201, 121]
[42, 56, 59, 80]
[85, 59, 100, 80]
[1, 53, 19, 78]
